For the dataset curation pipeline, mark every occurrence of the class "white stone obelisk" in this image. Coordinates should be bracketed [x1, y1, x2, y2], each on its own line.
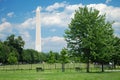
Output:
[35, 7, 41, 52]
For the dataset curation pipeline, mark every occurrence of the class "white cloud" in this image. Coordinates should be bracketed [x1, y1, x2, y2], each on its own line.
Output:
[41, 11, 71, 27]
[20, 17, 35, 29]
[113, 22, 120, 27]
[0, 18, 35, 48]
[42, 36, 66, 52]
[50, 36, 65, 42]
[106, 0, 112, 4]
[43, 3, 120, 29]
[46, 2, 67, 12]
[42, 13, 62, 26]
[14, 18, 36, 49]
[20, 31, 30, 40]
[113, 22, 120, 30]
[43, 2, 82, 27]
[0, 21, 11, 31]
[7, 12, 14, 17]
[0, 21, 12, 40]
[65, 3, 83, 12]
[19, 31, 35, 49]
[20, 31, 30, 43]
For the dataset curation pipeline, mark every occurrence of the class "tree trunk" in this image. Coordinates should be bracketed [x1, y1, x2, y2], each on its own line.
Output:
[85, 49, 90, 73]
[113, 61, 116, 69]
[101, 63, 104, 72]
[62, 63, 65, 72]
[113, 64, 116, 69]
[86, 59, 90, 73]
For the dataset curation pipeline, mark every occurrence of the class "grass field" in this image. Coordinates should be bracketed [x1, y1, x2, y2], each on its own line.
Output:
[0, 63, 120, 80]
[0, 70, 120, 80]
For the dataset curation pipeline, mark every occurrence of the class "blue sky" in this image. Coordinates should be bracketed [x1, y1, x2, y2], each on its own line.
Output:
[0, 0, 120, 52]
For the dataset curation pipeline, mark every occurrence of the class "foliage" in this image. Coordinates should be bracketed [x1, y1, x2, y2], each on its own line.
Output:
[65, 6, 114, 72]
[111, 36, 120, 67]
[60, 48, 69, 72]
[0, 35, 60, 64]
[23, 49, 40, 63]
[60, 48, 69, 64]
[54, 52, 60, 63]
[39, 52, 48, 62]
[0, 41, 10, 63]
[4, 34, 25, 62]
[7, 51, 18, 64]
[48, 51, 55, 64]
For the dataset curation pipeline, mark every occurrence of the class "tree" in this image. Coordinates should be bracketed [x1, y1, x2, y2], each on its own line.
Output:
[48, 51, 55, 64]
[60, 48, 69, 72]
[89, 16, 114, 72]
[65, 6, 114, 72]
[39, 52, 48, 63]
[7, 51, 18, 64]
[47, 51, 56, 69]
[95, 14, 114, 71]
[4, 34, 25, 63]
[0, 41, 10, 64]
[54, 52, 60, 63]
[23, 49, 40, 63]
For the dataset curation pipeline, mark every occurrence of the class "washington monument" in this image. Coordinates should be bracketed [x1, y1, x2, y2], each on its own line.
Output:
[35, 7, 42, 52]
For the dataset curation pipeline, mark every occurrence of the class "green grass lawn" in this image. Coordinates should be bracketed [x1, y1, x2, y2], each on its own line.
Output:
[0, 70, 120, 80]
[0, 63, 120, 80]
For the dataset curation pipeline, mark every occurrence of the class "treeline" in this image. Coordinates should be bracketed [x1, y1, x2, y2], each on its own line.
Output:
[0, 34, 82, 65]
[0, 34, 24, 64]
[0, 34, 61, 64]
[0, 35, 68, 65]
[0, 33, 120, 72]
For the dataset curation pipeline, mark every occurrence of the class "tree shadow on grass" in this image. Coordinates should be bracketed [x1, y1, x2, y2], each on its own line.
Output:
[86, 71, 114, 74]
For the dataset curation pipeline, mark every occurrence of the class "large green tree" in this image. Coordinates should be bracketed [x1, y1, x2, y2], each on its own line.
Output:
[4, 34, 25, 62]
[65, 6, 114, 72]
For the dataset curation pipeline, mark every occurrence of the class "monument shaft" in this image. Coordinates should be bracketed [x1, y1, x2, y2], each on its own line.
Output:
[35, 7, 41, 52]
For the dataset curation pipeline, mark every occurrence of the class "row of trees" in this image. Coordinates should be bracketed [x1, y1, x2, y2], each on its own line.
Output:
[0, 34, 24, 64]
[0, 32, 120, 72]
[0, 35, 67, 65]
[64, 6, 120, 72]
